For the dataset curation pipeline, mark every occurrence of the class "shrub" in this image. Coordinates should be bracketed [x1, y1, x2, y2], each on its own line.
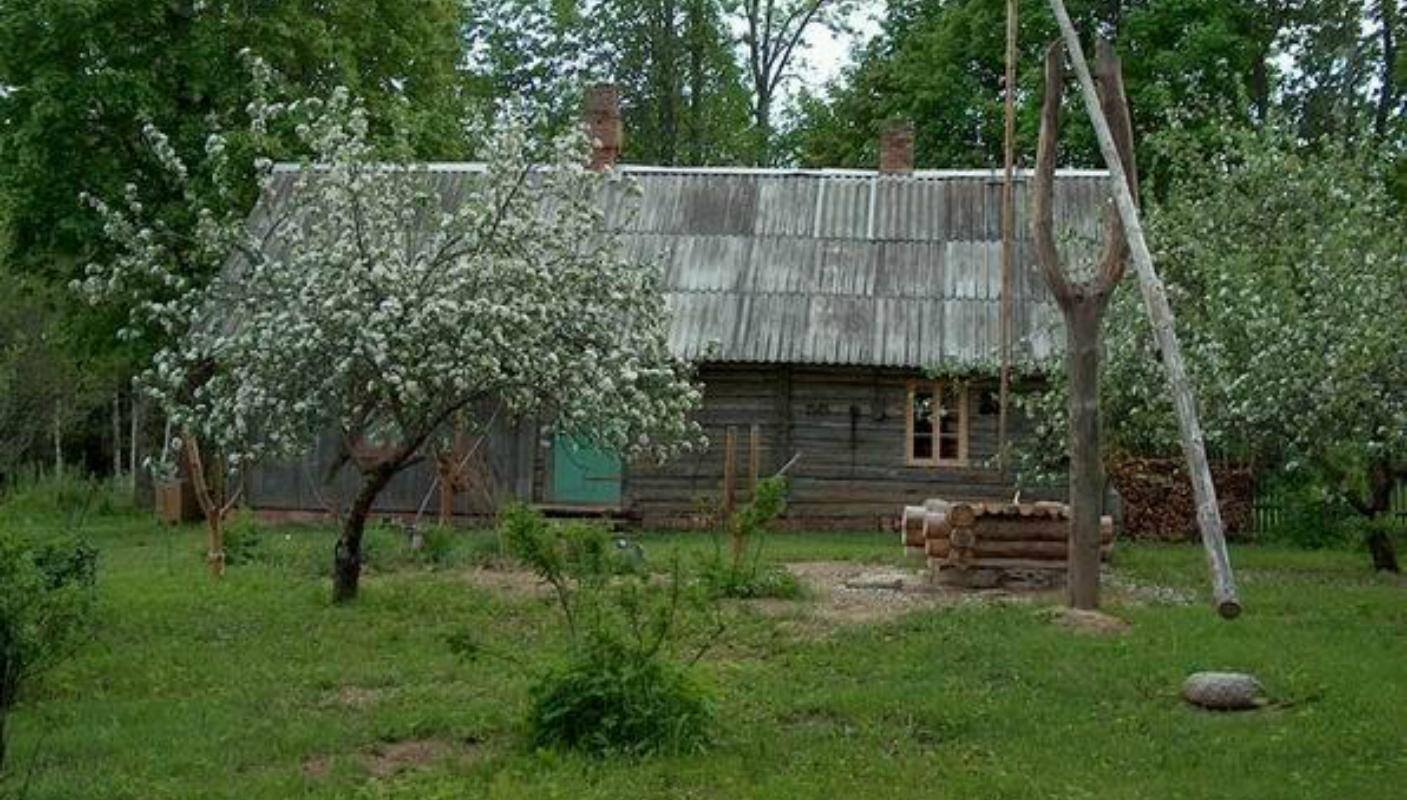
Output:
[0, 532, 98, 769]
[701, 476, 800, 599]
[526, 635, 713, 756]
[220, 509, 266, 566]
[498, 504, 718, 755]
[1257, 475, 1359, 550]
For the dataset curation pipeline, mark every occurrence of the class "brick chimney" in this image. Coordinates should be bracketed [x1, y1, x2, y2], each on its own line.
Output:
[879, 120, 915, 174]
[584, 83, 623, 171]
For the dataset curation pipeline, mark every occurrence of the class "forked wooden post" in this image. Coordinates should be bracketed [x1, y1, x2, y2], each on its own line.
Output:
[1045, 0, 1241, 618]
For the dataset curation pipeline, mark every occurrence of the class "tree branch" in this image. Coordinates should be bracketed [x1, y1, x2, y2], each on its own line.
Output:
[1093, 39, 1136, 294]
[1033, 41, 1075, 308]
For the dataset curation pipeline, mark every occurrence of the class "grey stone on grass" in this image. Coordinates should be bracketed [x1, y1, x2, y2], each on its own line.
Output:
[1182, 672, 1265, 710]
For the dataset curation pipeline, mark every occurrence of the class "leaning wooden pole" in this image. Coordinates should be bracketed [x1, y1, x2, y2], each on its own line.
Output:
[998, 0, 1019, 472]
[1046, 0, 1241, 618]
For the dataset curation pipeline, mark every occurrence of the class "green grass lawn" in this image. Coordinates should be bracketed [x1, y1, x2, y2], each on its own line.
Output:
[3, 502, 1406, 799]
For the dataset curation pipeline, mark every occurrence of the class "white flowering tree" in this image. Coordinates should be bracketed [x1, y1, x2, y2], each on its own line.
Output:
[77, 53, 288, 578]
[1021, 122, 1407, 572]
[82, 63, 703, 600]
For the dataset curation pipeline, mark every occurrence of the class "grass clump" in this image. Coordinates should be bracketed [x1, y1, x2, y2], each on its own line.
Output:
[500, 504, 718, 756]
[526, 634, 713, 756]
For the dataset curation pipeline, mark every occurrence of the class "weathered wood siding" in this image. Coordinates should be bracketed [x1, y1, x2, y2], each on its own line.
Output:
[246, 412, 536, 517]
[628, 364, 1041, 529]
[247, 365, 1044, 528]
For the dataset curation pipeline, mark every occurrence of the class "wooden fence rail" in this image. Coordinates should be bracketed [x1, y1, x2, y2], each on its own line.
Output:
[1249, 480, 1407, 536]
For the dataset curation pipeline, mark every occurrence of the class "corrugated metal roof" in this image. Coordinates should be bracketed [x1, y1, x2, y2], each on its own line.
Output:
[255, 165, 1110, 369]
[610, 167, 1107, 368]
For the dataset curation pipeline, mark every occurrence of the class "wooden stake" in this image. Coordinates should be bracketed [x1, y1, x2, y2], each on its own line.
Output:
[722, 426, 738, 518]
[998, 0, 1019, 472]
[437, 457, 455, 527]
[748, 423, 761, 495]
[1046, 0, 1241, 618]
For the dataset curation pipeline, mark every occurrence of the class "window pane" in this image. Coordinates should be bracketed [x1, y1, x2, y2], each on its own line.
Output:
[911, 389, 935, 463]
[937, 386, 960, 460]
[913, 435, 933, 461]
[913, 391, 933, 435]
[978, 389, 1000, 415]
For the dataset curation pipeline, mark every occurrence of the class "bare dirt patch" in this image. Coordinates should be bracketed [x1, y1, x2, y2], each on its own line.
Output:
[321, 685, 389, 710]
[453, 565, 552, 599]
[361, 738, 463, 778]
[301, 738, 483, 781]
[745, 561, 1050, 631]
[301, 754, 333, 780]
[1044, 607, 1132, 635]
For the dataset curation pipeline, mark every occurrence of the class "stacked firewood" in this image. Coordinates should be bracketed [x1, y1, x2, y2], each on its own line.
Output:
[901, 499, 1113, 576]
[1108, 458, 1254, 540]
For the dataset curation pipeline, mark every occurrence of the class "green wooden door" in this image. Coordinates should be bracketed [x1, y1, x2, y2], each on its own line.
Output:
[551, 433, 622, 505]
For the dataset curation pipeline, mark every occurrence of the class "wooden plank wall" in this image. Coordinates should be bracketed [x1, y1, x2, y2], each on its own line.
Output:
[629, 364, 1041, 529]
[247, 411, 535, 518]
[246, 365, 1047, 529]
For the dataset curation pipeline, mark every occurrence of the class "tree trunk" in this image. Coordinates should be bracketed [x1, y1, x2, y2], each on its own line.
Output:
[52, 412, 63, 478]
[112, 393, 123, 481]
[332, 466, 397, 603]
[183, 433, 225, 579]
[1377, 0, 1398, 138]
[1367, 528, 1399, 573]
[129, 392, 140, 488]
[1065, 304, 1105, 609]
[1361, 462, 1401, 573]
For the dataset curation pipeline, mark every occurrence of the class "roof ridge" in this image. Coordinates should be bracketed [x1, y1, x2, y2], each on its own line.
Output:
[269, 162, 1109, 179]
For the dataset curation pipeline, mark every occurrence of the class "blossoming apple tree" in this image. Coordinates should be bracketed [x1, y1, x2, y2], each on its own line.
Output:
[81, 60, 704, 600]
[1019, 122, 1407, 572]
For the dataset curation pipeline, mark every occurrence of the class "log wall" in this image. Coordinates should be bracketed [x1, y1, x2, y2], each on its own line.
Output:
[629, 364, 1046, 528]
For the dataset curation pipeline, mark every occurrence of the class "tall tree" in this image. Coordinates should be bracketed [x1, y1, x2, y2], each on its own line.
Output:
[790, 0, 1122, 169]
[595, 0, 753, 164]
[464, 0, 594, 130]
[0, 0, 470, 478]
[789, 0, 1406, 174]
[0, 0, 469, 289]
[735, 0, 854, 162]
[1374, 0, 1404, 137]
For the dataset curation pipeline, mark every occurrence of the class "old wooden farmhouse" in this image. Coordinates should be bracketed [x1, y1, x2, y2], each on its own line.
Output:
[245, 90, 1108, 529]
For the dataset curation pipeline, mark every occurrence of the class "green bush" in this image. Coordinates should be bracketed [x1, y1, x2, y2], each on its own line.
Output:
[498, 504, 718, 755]
[1257, 476, 1360, 550]
[220, 510, 267, 566]
[526, 635, 713, 756]
[0, 531, 98, 768]
[700, 476, 800, 599]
